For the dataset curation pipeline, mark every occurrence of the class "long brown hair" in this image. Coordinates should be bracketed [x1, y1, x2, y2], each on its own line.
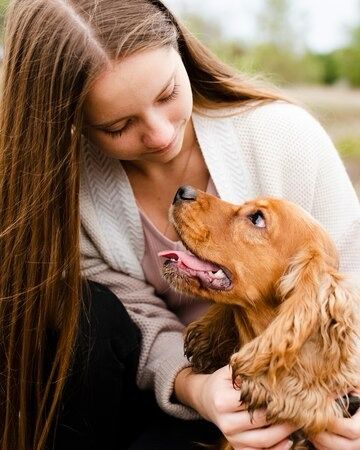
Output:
[0, 1, 286, 449]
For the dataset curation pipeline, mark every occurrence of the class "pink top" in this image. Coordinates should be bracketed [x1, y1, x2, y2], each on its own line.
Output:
[139, 179, 219, 325]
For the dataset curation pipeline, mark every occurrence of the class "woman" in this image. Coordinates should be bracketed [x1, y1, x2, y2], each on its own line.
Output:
[1, 1, 359, 449]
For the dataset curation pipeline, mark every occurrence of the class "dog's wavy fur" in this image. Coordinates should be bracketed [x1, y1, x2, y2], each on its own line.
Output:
[162, 188, 360, 450]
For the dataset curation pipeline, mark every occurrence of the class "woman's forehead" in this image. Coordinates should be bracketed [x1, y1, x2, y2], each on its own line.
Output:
[84, 47, 179, 122]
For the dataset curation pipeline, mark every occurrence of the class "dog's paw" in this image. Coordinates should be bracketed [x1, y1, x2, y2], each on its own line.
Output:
[237, 375, 272, 414]
[231, 351, 252, 380]
[266, 389, 343, 435]
[230, 344, 271, 379]
[184, 321, 224, 373]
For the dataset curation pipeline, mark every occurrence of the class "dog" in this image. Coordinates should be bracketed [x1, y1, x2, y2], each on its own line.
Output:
[159, 185, 360, 450]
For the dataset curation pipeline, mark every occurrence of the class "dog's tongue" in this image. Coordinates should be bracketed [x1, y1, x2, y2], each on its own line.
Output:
[158, 250, 220, 272]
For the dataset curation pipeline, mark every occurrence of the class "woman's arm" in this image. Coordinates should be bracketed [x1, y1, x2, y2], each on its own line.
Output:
[80, 225, 198, 419]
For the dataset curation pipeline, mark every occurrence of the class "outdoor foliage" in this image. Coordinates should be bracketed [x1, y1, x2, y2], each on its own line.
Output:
[0, 0, 359, 87]
[183, 0, 360, 88]
[335, 26, 360, 87]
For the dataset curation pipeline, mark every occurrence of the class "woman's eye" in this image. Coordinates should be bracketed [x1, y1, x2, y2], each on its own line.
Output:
[103, 84, 179, 140]
[106, 129, 124, 138]
[105, 121, 132, 139]
[247, 210, 266, 228]
[160, 84, 179, 103]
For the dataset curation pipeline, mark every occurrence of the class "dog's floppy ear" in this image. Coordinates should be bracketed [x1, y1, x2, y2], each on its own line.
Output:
[277, 247, 358, 371]
[184, 304, 239, 373]
[231, 247, 359, 385]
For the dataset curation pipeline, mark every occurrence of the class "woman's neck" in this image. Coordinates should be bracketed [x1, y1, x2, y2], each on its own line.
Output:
[122, 119, 208, 241]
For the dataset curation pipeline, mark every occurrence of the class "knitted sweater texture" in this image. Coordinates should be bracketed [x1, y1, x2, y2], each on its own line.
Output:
[80, 101, 360, 419]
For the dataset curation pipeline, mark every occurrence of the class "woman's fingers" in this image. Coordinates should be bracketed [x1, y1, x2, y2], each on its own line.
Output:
[310, 407, 360, 449]
[311, 432, 354, 450]
[231, 422, 296, 449]
[222, 411, 296, 450]
[326, 406, 360, 438]
[269, 439, 294, 450]
[217, 408, 269, 436]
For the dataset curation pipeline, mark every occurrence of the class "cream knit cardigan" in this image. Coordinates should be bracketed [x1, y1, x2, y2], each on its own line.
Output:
[80, 101, 360, 419]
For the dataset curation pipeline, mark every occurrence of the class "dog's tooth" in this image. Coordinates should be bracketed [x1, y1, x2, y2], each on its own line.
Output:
[213, 269, 225, 279]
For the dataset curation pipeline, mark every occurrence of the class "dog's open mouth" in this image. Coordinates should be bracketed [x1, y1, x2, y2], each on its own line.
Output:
[158, 250, 232, 291]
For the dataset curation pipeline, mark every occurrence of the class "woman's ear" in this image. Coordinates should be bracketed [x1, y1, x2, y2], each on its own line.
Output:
[184, 304, 239, 373]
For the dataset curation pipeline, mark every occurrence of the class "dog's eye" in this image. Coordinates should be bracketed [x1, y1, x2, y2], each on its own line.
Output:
[247, 210, 266, 228]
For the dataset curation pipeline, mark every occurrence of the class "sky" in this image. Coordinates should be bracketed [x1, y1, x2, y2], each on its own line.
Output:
[164, 0, 360, 53]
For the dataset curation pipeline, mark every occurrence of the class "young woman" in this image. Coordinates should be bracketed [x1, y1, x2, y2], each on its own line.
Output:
[1, 1, 359, 449]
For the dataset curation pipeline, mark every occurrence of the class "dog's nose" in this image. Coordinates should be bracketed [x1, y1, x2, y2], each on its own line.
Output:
[173, 185, 197, 204]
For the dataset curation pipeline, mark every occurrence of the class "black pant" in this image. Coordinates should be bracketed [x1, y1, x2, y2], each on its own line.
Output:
[51, 281, 220, 450]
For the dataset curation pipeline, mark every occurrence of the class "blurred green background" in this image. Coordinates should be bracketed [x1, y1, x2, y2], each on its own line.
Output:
[1, 0, 359, 194]
[166, 0, 360, 195]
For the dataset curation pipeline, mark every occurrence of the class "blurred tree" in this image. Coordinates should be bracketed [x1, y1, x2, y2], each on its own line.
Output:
[247, 0, 322, 84]
[181, 1, 359, 87]
[336, 22, 360, 87]
[311, 52, 340, 85]
[256, 0, 297, 50]
[183, 12, 247, 71]
[182, 13, 223, 48]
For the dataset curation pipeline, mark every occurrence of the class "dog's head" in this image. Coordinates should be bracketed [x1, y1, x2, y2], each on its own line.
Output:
[159, 185, 339, 308]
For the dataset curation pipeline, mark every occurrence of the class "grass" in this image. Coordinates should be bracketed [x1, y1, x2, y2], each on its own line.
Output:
[336, 137, 360, 158]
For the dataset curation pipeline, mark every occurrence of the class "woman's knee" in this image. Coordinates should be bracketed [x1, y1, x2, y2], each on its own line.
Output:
[81, 280, 141, 352]
[53, 280, 142, 449]
[72, 280, 142, 394]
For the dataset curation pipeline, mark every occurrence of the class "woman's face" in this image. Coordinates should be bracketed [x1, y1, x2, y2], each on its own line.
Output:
[83, 46, 194, 164]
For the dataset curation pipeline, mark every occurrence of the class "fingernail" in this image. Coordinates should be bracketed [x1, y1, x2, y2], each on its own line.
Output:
[285, 440, 293, 450]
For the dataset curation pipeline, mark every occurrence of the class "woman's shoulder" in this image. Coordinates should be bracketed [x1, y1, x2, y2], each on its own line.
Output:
[197, 101, 323, 132]
[235, 100, 323, 129]
[195, 101, 332, 155]
[201, 101, 325, 135]
[226, 101, 332, 156]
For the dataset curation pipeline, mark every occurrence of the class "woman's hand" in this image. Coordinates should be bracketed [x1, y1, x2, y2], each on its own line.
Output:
[310, 403, 360, 450]
[175, 365, 296, 449]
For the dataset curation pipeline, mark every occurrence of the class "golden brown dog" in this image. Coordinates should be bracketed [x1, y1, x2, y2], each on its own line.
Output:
[159, 186, 360, 450]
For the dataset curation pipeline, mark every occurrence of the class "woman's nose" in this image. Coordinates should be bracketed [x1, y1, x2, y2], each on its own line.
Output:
[141, 114, 174, 149]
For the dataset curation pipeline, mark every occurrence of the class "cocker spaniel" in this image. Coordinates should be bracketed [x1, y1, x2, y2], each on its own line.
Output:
[159, 186, 360, 450]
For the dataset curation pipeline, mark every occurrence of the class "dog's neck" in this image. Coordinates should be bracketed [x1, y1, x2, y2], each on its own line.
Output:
[233, 299, 279, 344]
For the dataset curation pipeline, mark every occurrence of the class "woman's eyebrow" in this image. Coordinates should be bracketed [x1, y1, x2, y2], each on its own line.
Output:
[90, 71, 175, 129]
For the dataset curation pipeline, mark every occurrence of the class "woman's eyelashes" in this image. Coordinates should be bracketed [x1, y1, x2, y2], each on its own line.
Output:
[105, 122, 131, 139]
[104, 84, 180, 139]
[159, 83, 179, 104]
